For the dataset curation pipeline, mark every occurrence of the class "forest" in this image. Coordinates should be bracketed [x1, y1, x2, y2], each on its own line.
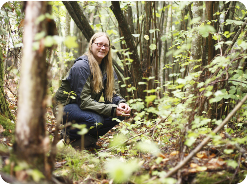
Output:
[0, 1, 247, 184]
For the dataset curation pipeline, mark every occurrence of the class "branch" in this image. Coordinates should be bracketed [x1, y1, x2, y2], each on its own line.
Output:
[62, 1, 92, 42]
[224, 19, 247, 56]
[163, 94, 247, 178]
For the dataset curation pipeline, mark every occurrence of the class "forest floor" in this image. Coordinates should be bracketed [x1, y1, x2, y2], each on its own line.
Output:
[0, 79, 247, 184]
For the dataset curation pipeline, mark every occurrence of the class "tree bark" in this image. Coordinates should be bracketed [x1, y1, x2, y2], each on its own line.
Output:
[189, 1, 203, 73]
[111, 1, 145, 100]
[0, 46, 14, 120]
[206, 1, 214, 65]
[14, 1, 53, 180]
[64, 1, 95, 42]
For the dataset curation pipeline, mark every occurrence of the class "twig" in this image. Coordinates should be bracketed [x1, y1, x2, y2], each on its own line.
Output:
[224, 20, 247, 56]
[163, 94, 247, 178]
[216, 79, 247, 85]
[152, 112, 172, 137]
[98, 132, 144, 153]
[50, 104, 63, 168]
[229, 153, 241, 184]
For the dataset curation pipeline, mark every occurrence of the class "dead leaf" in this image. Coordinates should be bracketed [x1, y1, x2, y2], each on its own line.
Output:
[0, 125, 5, 133]
[196, 151, 208, 159]
[220, 133, 225, 138]
[196, 166, 207, 172]
[162, 158, 169, 163]
[190, 163, 199, 168]
[16, 170, 28, 182]
[18, 19, 24, 28]
[170, 151, 179, 156]
[208, 158, 226, 167]
[158, 153, 166, 158]
[7, 143, 13, 147]
[188, 168, 197, 173]
[209, 153, 216, 158]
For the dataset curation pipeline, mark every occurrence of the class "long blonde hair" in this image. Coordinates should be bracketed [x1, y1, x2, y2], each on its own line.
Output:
[85, 32, 114, 102]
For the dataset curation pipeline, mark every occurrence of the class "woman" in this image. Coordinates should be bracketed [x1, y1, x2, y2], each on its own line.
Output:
[55, 32, 131, 149]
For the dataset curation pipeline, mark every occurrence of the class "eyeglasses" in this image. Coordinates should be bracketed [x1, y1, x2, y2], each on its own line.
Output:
[93, 42, 110, 49]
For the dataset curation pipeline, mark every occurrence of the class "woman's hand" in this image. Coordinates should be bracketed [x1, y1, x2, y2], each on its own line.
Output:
[116, 103, 131, 117]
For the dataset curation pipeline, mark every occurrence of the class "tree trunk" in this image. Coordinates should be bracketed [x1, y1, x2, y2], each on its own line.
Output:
[111, 1, 146, 100]
[14, 1, 53, 180]
[0, 46, 14, 120]
[206, 1, 214, 65]
[189, 1, 203, 73]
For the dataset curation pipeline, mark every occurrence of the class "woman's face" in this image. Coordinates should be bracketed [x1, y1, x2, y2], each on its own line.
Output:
[91, 35, 110, 64]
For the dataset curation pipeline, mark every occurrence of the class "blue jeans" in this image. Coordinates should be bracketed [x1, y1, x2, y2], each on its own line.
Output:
[63, 104, 122, 140]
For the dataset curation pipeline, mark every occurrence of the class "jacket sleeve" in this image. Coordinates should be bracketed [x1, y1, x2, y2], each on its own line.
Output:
[79, 77, 118, 117]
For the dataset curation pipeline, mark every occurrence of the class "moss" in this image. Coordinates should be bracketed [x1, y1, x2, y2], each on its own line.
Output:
[0, 114, 15, 136]
[193, 171, 243, 184]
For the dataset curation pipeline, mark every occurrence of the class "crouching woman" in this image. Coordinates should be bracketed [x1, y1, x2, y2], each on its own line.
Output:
[54, 32, 131, 149]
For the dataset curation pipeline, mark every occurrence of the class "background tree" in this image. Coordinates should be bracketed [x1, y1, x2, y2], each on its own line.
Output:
[0, 47, 14, 120]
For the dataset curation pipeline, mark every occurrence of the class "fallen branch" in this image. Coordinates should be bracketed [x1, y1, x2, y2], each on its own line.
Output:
[163, 94, 247, 178]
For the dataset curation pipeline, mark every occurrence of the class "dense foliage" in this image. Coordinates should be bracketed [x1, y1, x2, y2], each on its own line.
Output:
[0, 1, 247, 184]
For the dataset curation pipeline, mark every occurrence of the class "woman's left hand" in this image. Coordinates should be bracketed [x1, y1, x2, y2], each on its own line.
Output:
[118, 103, 131, 115]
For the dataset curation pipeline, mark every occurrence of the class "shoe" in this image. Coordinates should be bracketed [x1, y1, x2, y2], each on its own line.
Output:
[70, 134, 98, 150]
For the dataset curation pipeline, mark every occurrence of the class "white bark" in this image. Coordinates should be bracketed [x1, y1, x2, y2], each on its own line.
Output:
[189, 1, 203, 73]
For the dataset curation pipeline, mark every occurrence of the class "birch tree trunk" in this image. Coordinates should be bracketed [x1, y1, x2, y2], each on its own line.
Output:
[189, 1, 203, 73]
[14, 1, 53, 180]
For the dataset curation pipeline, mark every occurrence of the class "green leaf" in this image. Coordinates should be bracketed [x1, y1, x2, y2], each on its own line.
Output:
[132, 34, 140, 37]
[145, 95, 157, 106]
[130, 101, 145, 111]
[34, 31, 46, 41]
[137, 140, 160, 156]
[190, 17, 201, 25]
[204, 91, 212, 97]
[109, 134, 127, 148]
[105, 158, 140, 183]
[44, 36, 54, 47]
[226, 160, 238, 169]
[161, 177, 177, 184]
[225, 19, 243, 26]
[72, 124, 88, 135]
[161, 35, 166, 41]
[224, 149, 233, 154]
[64, 36, 78, 48]
[149, 44, 156, 50]
[28, 169, 45, 183]
[144, 35, 149, 40]
[197, 25, 216, 38]
[185, 136, 196, 146]
[35, 14, 46, 25]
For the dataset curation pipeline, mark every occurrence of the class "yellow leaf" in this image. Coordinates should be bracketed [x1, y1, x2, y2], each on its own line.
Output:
[190, 163, 199, 168]
[170, 151, 179, 156]
[196, 166, 207, 172]
[196, 151, 208, 159]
